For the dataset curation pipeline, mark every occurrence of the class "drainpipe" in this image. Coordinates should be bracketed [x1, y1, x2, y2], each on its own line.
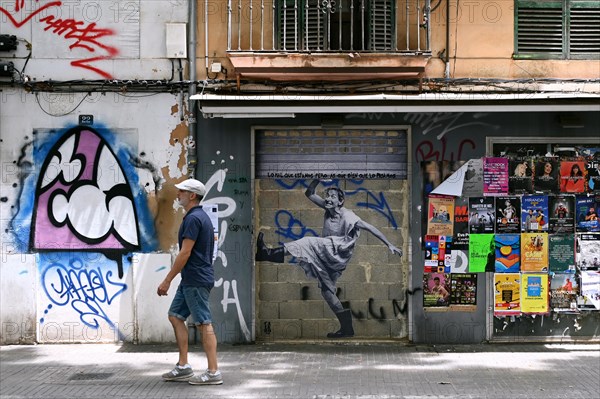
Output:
[444, 0, 450, 79]
[187, 0, 198, 178]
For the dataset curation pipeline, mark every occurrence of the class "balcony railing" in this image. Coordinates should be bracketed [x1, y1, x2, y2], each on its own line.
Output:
[225, 0, 431, 55]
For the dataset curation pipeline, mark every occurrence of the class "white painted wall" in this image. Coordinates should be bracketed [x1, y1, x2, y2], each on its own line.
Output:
[0, 0, 189, 80]
[0, 91, 188, 344]
[0, 1, 191, 344]
[0, 255, 37, 344]
[133, 253, 181, 343]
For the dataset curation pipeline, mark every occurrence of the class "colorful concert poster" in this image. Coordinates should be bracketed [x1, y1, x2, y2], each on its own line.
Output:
[559, 160, 586, 193]
[550, 274, 579, 312]
[576, 233, 600, 270]
[449, 249, 469, 273]
[575, 194, 600, 232]
[533, 158, 559, 192]
[509, 158, 534, 194]
[483, 157, 509, 196]
[579, 271, 600, 310]
[521, 273, 549, 314]
[462, 159, 484, 197]
[548, 234, 576, 273]
[423, 273, 451, 307]
[494, 234, 520, 273]
[521, 195, 549, 232]
[468, 197, 495, 234]
[469, 234, 494, 272]
[548, 195, 575, 233]
[521, 232, 549, 272]
[586, 158, 600, 192]
[427, 195, 455, 236]
[453, 197, 469, 249]
[495, 196, 521, 233]
[494, 273, 521, 316]
[450, 273, 478, 305]
[424, 235, 452, 273]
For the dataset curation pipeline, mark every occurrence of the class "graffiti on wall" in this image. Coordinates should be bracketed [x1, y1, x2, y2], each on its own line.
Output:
[258, 179, 404, 339]
[0, 0, 127, 78]
[275, 179, 399, 229]
[203, 167, 252, 341]
[410, 113, 500, 162]
[7, 124, 156, 337]
[39, 252, 129, 336]
[346, 112, 498, 162]
[31, 126, 140, 278]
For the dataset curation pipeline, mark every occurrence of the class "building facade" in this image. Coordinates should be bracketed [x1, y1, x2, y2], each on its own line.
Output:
[1, 0, 599, 345]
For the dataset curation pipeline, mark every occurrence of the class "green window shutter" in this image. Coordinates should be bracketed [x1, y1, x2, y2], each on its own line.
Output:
[304, 0, 325, 50]
[277, 0, 324, 51]
[277, 0, 396, 52]
[368, 0, 396, 51]
[515, 1, 565, 59]
[278, 0, 300, 51]
[515, 0, 600, 60]
[569, 1, 600, 59]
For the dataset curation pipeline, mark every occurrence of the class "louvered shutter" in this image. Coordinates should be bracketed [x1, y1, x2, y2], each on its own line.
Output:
[569, 1, 600, 58]
[278, 0, 324, 51]
[516, 1, 564, 58]
[278, 0, 300, 51]
[368, 0, 395, 51]
[515, 0, 600, 59]
[304, 0, 325, 50]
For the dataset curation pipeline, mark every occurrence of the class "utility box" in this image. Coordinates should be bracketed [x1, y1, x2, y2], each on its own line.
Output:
[0, 35, 18, 52]
[166, 23, 187, 59]
[0, 62, 14, 77]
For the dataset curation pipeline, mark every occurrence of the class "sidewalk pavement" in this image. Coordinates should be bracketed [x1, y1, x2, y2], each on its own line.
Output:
[1, 341, 599, 399]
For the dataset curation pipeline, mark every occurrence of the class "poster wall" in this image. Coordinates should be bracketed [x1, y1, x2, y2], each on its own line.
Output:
[422, 152, 600, 319]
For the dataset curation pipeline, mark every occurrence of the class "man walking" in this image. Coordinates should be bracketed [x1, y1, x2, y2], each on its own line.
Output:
[157, 178, 222, 385]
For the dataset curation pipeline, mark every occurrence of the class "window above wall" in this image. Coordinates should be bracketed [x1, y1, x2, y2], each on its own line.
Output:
[514, 0, 600, 60]
[222, 0, 431, 84]
[277, 0, 396, 52]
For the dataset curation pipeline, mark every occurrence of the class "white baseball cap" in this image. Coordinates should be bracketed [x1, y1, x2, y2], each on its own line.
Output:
[175, 178, 206, 197]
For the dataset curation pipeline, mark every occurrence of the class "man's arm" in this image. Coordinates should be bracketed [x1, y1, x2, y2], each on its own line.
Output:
[157, 238, 195, 296]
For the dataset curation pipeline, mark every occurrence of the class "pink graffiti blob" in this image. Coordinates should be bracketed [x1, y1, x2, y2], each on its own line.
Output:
[31, 127, 140, 252]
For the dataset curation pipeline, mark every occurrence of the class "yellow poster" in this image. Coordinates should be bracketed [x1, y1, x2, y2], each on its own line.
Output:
[494, 273, 521, 315]
[427, 195, 455, 236]
[521, 233, 549, 272]
[521, 273, 549, 314]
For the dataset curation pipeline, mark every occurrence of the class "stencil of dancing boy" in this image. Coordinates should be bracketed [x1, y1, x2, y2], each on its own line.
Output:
[256, 179, 403, 338]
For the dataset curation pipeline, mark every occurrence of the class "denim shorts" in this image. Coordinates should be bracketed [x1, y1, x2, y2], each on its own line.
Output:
[168, 285, 213, 325]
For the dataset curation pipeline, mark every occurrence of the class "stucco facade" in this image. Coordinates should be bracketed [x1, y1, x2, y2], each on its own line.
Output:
[1, 0, 598, 345]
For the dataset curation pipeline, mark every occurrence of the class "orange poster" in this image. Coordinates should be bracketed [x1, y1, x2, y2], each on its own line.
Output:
[521, 233, 549, 272]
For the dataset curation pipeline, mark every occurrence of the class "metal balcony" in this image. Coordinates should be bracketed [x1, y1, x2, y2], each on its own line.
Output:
[221, 0, 432, 83]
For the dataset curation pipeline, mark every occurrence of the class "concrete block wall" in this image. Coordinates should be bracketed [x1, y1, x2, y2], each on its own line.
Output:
[255, 179, 409, 340]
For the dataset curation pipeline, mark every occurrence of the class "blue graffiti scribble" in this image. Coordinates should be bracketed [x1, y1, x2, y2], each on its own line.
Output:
[345, 188, 398, 229]
[19, 270, 28, 275]
[155, 266, 167, 272]
[275, 210, 318, 263]
[275, 210, 319, 242]
[40, 254, 127, 331]
[274, 179, 398, 229]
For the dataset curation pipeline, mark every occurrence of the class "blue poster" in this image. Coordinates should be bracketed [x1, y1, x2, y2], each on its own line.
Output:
[575, 195, 600, 232]
[521, 195, 549, 232]
[527, 276, 542, 297]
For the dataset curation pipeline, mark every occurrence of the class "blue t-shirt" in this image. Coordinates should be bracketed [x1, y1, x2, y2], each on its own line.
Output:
[178, 205, 215, 287]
